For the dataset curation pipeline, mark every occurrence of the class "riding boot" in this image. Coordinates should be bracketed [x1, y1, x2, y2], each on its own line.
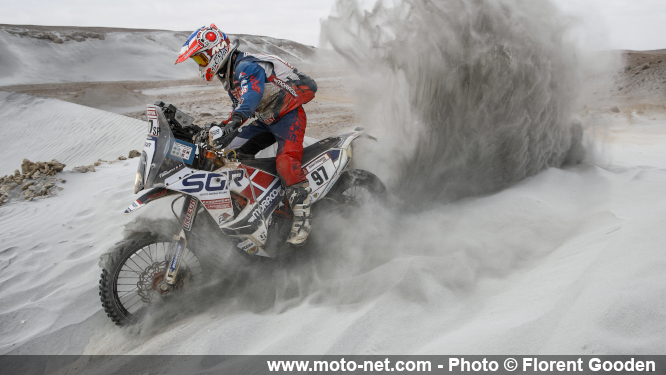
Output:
[286, 181, 311, 246]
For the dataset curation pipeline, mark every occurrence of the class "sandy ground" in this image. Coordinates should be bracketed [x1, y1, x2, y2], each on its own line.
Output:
[0, 69, 357, 141]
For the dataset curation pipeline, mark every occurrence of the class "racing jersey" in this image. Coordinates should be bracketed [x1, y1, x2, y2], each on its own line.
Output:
[224, 52, 317, 125]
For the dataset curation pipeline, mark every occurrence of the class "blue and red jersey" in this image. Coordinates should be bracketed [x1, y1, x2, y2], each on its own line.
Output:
[226, 52, 317, 124]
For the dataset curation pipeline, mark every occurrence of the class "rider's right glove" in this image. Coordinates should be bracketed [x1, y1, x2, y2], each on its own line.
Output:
[223, 113, 244, 134]
[209, 113, 244, 150]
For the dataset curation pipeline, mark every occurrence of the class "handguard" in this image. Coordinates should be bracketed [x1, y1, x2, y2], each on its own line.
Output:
[210, 127, 241, 150]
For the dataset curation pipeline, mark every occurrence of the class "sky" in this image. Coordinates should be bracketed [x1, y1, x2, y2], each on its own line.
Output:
[0, 0, 664, 50]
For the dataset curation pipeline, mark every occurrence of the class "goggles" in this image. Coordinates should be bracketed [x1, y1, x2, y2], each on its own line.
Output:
[192, 52, 210, 67]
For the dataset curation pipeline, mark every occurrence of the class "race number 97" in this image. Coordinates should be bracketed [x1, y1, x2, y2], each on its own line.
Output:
[310, 166, 329, 186]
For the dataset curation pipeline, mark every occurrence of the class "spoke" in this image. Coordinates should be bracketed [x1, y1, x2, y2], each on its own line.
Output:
[147, 243, 155, 264]
[124, 295, 146, 312]
[128, 255, 147, 273]
[134, 247, 153, 267]
[118, 288, 139, 299]
[120, 290, 142, 305]
[119, 267, 143, 277]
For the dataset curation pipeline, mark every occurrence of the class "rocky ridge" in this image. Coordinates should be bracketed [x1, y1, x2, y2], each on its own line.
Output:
[0, 159, 66, 204]
[3, 28, 105, 44]
[0, 150, 141, 205]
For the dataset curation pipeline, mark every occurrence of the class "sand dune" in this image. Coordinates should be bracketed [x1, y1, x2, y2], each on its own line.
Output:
[0, 91, 146, 175]
[0, 26, 315, 86]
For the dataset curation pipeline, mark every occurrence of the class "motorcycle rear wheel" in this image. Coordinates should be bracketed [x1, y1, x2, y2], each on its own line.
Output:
[325, 169, 387, 209]
[99, 233, 204, 326]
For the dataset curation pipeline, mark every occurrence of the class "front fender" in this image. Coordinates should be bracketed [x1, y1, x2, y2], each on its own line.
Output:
[124, 188, 181, 215]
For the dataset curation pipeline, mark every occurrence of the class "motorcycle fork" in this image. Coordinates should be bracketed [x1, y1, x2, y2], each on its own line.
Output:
[165, 195, 199, 286]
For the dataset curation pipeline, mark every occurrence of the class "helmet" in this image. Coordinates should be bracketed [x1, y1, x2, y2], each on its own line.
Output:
[175, 24, 235, 81]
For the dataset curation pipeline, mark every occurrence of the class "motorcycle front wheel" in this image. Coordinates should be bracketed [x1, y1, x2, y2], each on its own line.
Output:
[99, 233, 204, 326]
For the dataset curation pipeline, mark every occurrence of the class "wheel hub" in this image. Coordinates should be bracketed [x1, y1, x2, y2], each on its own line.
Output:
[151, 272, 171, 295]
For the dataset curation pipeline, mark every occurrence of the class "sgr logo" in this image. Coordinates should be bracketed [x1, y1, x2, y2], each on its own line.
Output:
[180, 170, 244, 193]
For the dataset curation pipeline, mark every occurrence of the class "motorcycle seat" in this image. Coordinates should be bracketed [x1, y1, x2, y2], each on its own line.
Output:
[240, 136, 341, 176]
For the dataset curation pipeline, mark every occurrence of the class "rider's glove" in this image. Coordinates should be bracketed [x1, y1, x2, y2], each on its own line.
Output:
[223, 113, 244, 135]
[209, 113, 244, 150]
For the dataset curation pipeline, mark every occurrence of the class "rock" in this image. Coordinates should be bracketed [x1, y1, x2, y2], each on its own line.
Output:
[74, 165, 95, 173]
[32, 171, 41, 179]
[129, 150, 141, 158]
[642, 64, 650, 70]
[21, 181, 35, 191]
[118, 156, 127, 161]
[60, 179, 67, 183]
[20, 159, 65, 177]
[610, 106, 621, 113]
[36, 187, 49, 197]
[201, 113, 213, 117]
[21, 159, 34, 175]
[94, 161, 102, 166]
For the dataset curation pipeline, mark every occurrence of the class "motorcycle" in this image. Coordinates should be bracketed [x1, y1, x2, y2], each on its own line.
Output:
[99, 101, 386, 326]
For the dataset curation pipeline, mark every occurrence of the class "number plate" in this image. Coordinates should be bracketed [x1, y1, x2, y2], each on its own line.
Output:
[304, 153, 337, 199]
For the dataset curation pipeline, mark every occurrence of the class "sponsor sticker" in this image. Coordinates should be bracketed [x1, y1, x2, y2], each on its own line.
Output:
[303, 154, 328, 174]
[159, 165, 183, 179]
[183, 198, 197, 231]
[170, 142, 193, 160]
[218, 212, 231, 224]
[249, 187, 280, 223]
[147, 190, 167, 200]
[237, 239, 257, 253]
[202, 198, 232, 210]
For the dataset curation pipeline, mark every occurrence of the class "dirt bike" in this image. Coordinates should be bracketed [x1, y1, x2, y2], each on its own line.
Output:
[99, 101, 386, 326]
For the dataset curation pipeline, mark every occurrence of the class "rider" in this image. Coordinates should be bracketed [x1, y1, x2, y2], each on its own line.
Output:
[175, 24, 317, 246]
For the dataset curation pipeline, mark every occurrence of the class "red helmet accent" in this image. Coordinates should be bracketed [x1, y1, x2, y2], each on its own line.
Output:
[175, 23, 232, 82]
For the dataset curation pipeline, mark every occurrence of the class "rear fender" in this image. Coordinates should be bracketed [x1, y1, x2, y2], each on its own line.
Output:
[124, 188, 181, 215]
[336, 127, 377, 150]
